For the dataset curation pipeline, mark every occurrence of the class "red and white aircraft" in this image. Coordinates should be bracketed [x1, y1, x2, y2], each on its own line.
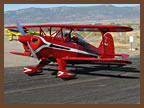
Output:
[5, 24, 133, 79]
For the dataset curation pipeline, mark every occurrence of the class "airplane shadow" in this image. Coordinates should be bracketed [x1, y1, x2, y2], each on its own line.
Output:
[74, 67, 139, 79]
[42, 64, 140, 79]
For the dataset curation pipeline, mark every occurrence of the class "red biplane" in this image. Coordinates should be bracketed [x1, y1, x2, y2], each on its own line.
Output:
[5, 23, 133, 79]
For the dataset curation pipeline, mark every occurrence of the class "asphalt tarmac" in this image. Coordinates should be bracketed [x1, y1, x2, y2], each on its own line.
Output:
[4, 37, 140, 104]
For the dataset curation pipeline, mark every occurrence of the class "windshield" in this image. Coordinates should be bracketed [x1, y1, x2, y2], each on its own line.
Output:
[71, 32, 87, 42]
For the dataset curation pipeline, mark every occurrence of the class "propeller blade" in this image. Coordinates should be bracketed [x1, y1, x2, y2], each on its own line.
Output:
[16, 21, 25, 36]
[27, 41, 39, 60]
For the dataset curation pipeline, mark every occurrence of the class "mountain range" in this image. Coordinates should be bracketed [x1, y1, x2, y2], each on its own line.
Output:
[4, 5, 140, 25]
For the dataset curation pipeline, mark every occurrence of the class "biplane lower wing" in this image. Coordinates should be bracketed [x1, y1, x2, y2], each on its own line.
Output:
[62, 57, 132, 65]
[10, 52, 31, 56]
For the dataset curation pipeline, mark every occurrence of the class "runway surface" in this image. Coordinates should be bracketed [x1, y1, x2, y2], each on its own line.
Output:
[4, 55, 140, 104]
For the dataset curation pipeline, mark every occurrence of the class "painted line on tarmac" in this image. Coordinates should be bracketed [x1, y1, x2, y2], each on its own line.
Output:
[5, 77, 109, 94]
[4, 72, 139, 94]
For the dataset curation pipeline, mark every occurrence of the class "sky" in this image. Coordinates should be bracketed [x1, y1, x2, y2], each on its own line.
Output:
[4, 4, 140, 11]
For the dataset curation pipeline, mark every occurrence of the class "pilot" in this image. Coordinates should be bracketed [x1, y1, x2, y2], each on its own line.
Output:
[71, 35, 78, 42]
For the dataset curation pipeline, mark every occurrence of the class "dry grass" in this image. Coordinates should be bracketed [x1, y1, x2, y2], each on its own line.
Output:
[84, 31, 140, 54]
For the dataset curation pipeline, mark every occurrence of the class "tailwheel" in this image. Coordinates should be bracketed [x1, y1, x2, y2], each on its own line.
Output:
[9, 37, 13, 41]
[23, 66, 43, 75]
[57, 70, 76, 79]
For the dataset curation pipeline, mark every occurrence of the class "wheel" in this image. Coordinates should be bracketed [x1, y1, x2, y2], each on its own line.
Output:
[9, 37, 13, 41]
[57, 70, 76, 79]
[23, 67, 43, 75]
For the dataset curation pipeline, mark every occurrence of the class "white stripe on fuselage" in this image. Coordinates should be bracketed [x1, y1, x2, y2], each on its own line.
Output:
[33, 36, 98, 57]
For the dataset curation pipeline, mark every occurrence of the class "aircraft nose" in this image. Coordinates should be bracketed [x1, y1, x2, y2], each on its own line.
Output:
[18, 35, 31, 44]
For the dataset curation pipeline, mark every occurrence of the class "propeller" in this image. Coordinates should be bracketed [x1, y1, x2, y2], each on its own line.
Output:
[16, 21, 39, 61]
[16, 21, 25, 36]
[27, 41, 39, 60]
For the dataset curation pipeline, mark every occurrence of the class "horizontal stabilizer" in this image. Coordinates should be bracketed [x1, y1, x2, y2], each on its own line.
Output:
[115, 54, 130, 58]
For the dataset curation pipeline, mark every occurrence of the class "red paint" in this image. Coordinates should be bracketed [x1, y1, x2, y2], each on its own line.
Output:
[7, 24, 133, 79]
[5, 24, 133, 32]
[57, 70, 76, 79]
[23, 67, 42, 75]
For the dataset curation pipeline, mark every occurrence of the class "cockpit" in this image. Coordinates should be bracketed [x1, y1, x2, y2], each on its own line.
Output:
[57, 30, 87, 43]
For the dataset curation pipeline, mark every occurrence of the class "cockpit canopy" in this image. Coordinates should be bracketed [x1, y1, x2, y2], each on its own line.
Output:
[56, 30, 87, 42]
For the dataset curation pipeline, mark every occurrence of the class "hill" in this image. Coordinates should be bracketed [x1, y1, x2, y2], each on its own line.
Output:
[4, 5, 140, 25]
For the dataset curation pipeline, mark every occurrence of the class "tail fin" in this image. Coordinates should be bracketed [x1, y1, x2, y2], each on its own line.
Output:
[98, 33, 115, 58]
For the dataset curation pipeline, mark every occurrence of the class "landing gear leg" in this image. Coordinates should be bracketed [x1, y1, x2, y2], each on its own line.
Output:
[56, 58, 76, 79]
[23, 59, 51, 75]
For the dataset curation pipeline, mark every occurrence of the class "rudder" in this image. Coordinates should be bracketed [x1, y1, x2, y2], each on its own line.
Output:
[99, 33, 115, 58]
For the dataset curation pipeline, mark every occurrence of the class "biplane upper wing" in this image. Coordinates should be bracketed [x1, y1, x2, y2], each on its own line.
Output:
[5, 24, 133, 32]
[62, 57, 132, 65]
